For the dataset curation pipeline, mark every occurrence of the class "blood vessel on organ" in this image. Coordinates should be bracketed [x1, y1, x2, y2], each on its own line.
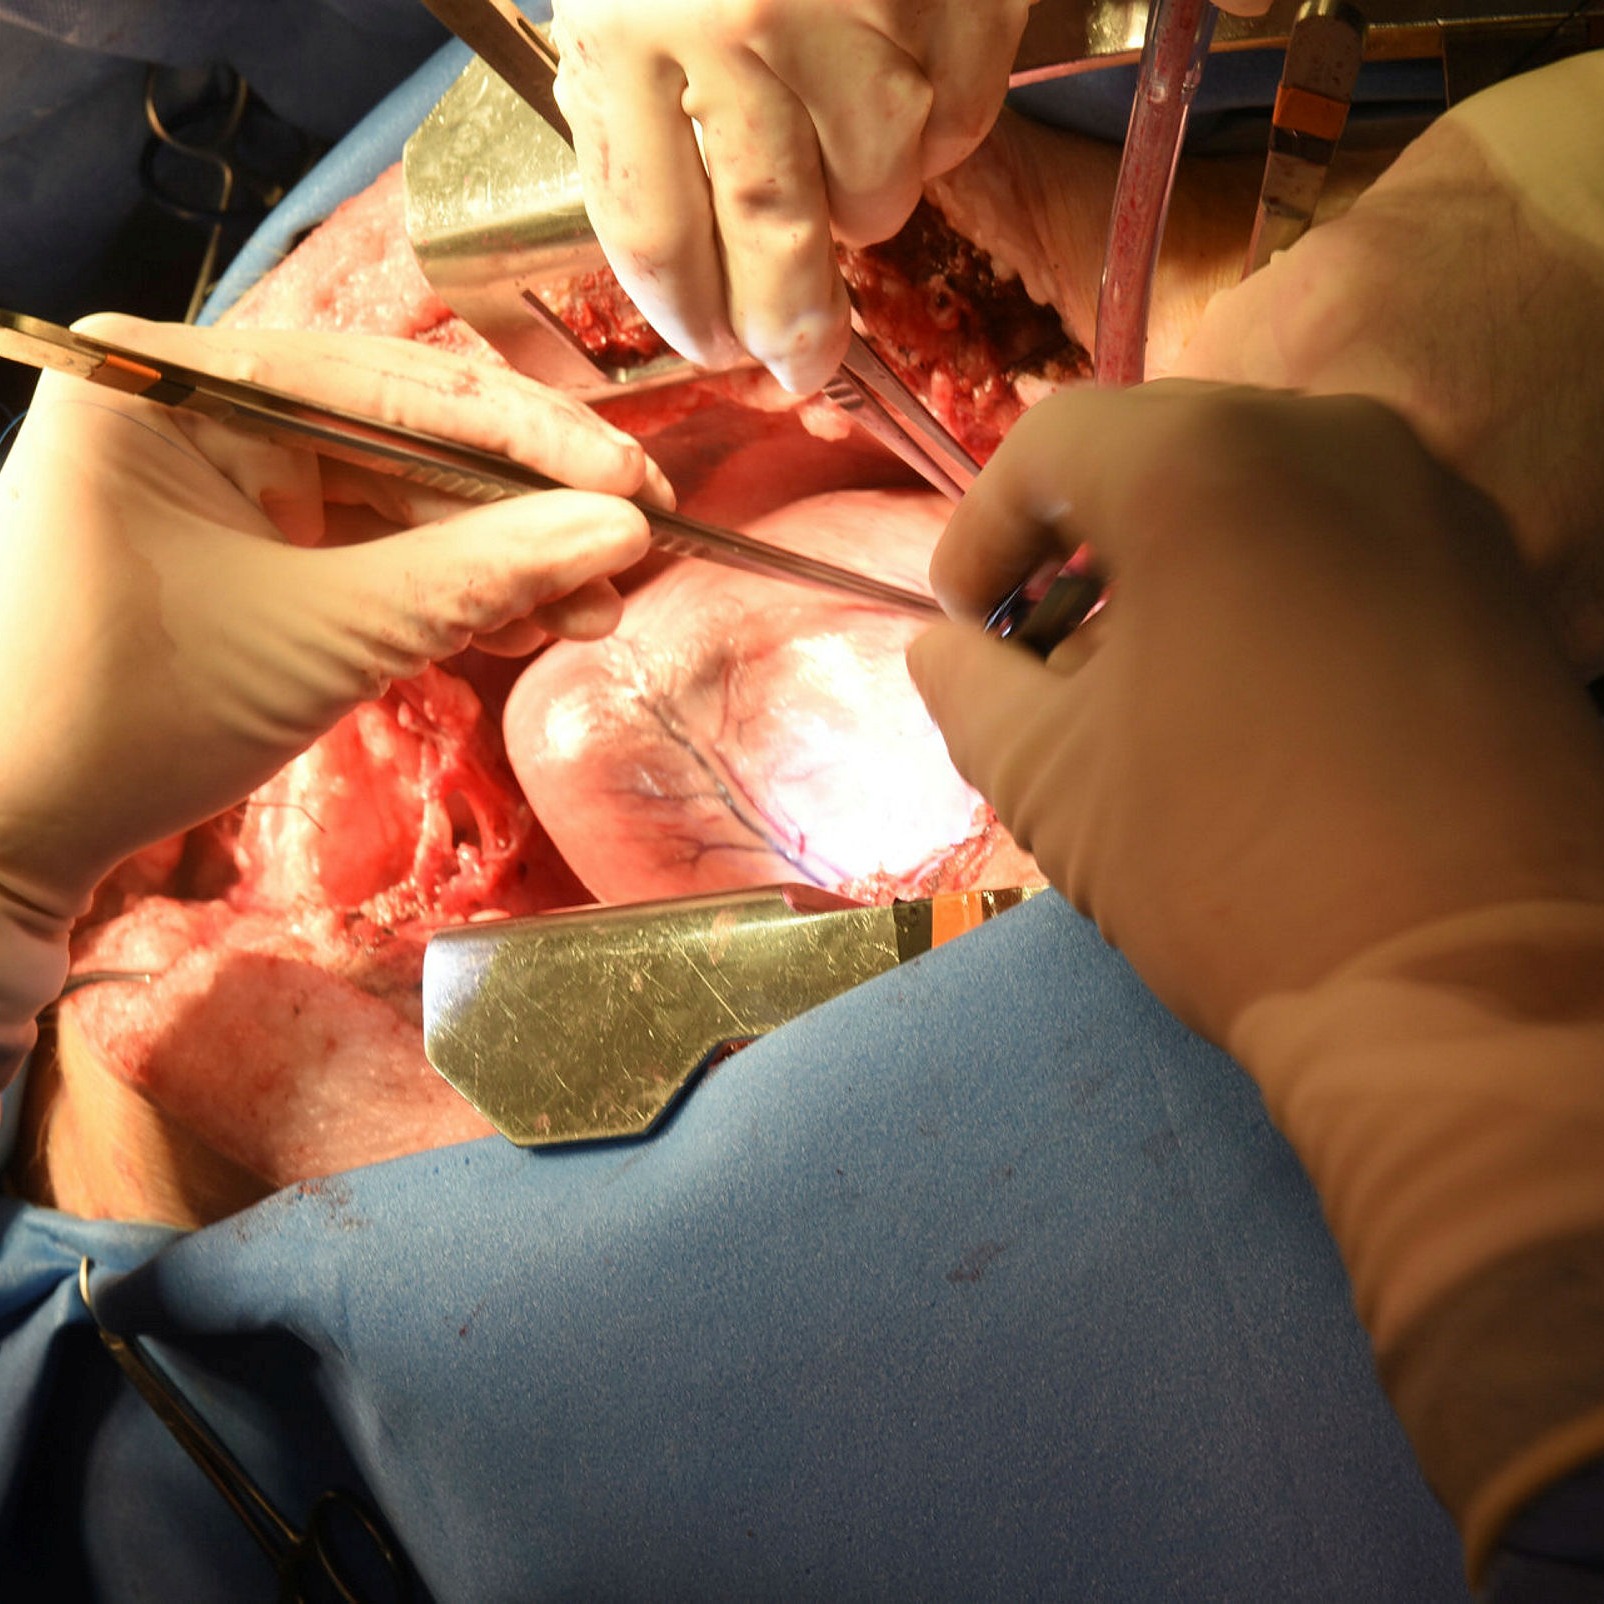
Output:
[17, 116, 1384, 1228]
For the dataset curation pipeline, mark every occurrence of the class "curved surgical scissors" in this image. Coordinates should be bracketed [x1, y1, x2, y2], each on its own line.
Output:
[78, 1258, 415, 1603]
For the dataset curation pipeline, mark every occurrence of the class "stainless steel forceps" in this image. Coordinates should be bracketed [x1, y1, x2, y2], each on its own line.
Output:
[0, 310, 942, 622]
[824, 330, 982, 502]
[78, 1258, 414, 1603]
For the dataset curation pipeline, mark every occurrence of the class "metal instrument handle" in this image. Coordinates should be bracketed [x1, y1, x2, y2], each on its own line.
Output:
[830, 331, 982, 503]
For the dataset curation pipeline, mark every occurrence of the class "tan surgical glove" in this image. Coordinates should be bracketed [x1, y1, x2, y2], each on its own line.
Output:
[907, 381, 1604, 1586]
[549, 0, 1038, 395]
[0, 314, 667, 1086]
[1176, 51, 1604, 679]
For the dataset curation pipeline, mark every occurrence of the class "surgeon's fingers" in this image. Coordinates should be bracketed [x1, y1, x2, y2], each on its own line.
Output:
[553, 46, 747, 376]
[932, 380, 1297, 621]
[906, 618, 1096, 863]
[691, 56, 853, 394]
[759, 3, 1030, 240]
[753, 30, 931, 250]
[150, 408, 329, 547]
[928, 389, 1099, 621]
[913, 1, 1035, 180]
[318, 489, 652, 680]
[474, 576, 628, 655]
[71, 314, 673, 507]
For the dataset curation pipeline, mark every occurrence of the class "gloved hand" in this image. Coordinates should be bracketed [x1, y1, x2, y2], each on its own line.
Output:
[1175, 51, 1604, 679]
[0, 314, 667, 1083]
[907, 381, 1604, 1583]
[549, 0, 1039, 396]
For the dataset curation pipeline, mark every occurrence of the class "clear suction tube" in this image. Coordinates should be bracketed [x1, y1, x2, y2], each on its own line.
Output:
[1093, 0, 1218, 387]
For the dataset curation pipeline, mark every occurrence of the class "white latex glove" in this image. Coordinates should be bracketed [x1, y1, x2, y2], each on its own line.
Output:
[549, 0, 1039, 395]
[907, 381, 1604, 1583]
[0, 314, 667, 1083]
[1175, 51, 1604, 679]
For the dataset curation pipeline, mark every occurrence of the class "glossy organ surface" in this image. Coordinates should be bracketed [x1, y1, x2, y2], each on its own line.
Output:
[507, 487, 1036, 903]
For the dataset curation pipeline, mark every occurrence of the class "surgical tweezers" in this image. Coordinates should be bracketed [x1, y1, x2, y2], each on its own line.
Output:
[824, 331, 981, 502]
[78, 1258, 414, 1602]
[0, 309, 944, 621]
